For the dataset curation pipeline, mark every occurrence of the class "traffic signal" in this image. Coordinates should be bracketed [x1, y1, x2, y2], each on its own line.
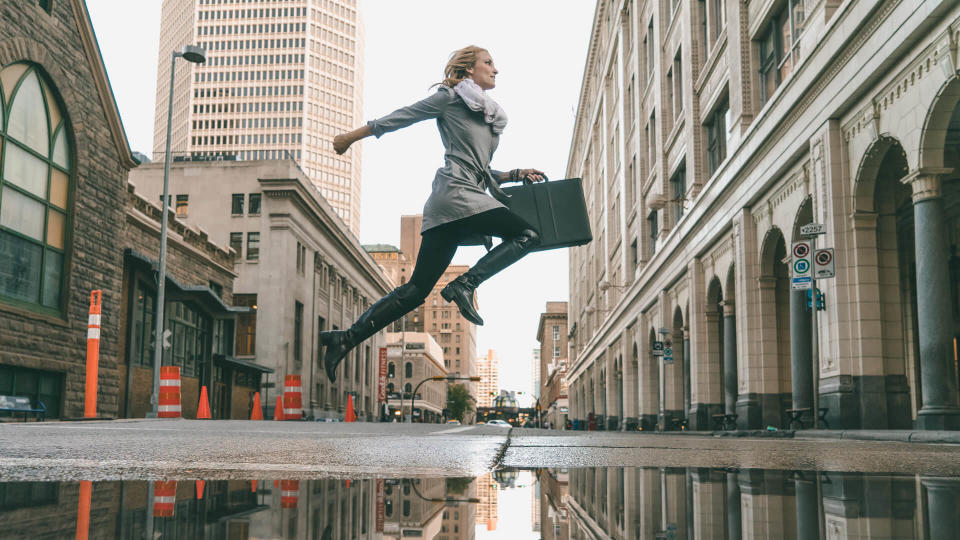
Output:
[806, 289, 826, 311]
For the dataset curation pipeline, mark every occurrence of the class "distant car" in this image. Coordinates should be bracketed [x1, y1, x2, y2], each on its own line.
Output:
[446, 419, 461, 425]
[487, 419, 511, 427]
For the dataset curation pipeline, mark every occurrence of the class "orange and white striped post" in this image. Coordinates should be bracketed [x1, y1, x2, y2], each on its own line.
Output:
[153, 481, 176, 517]
[75, 480, 92, 540]
[158, 366, 181, 418]
[283, 375, 303, 420]
[280, 480, 299, 509]
[84, 291, 102, 418]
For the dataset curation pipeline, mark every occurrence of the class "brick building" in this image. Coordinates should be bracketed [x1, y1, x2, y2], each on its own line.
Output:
[537, 302, 569, 429]
[0, 0, 138, 418]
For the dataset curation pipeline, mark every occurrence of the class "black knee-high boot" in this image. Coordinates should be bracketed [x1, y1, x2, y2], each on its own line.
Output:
[440, 228, 540, 325]
[319, 283, 423, 383]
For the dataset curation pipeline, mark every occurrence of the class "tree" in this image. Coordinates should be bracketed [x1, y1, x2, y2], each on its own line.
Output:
[446, 383, 474, 422]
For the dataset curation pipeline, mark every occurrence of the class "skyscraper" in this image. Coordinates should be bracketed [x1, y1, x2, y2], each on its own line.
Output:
[154, 0, 364, 236]
[477, 350, 499, 408]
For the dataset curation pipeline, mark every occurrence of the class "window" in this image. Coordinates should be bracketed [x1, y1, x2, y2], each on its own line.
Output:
[710, 0, 726, 45]
[388, 362, 395, 378]
[231, 193, 244, 214]
[246, 232, 260, 260]
[235, 294, 257, 355]
[248, 192, 262, 214]
[0, 64, 72, 313]
[705, 97, 729, 177]
[759, 0, 804, 104]
[645, 19, 654, 78]
[175, 194, 188, 218]
[229, 232, 242, 257]
[647, 211, 658, 257]
[37, 0, 54, 14]
[405, 361, 412, 378]
[168, 301, 210, 377]
[293, 301, 303, 365]
[647, 112, 657, 171]
[0, 366, 62, 419]
[698, 0, 708, 66]
[209, 280, 223, 298]
[553, 325, 560, 341]
[670, 162, 687, 223]
[673, 49, 683, 120]
[553, 345, 561, 358]
[130, 280, 156, 367]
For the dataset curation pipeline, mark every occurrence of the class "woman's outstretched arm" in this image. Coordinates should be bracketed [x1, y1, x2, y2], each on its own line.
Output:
[333, 125, 371, 155]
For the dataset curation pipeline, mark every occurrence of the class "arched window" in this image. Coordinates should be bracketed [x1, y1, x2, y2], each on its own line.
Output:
[386, 382, 394, 393]
[404, 361, 413, 378]
[402, 499, 410, 517]
[404, 383, 412, 393]
[0, 64, 71, 313]
[388, 362, 395, 378]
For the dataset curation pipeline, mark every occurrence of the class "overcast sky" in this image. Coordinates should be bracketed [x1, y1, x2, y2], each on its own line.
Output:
[86, 0, 594, 400]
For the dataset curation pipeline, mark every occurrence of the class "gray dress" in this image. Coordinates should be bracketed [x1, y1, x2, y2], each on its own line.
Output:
[367, 86, 511, 247]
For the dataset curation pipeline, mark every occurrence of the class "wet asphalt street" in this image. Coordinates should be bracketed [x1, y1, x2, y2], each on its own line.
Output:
[2, 419, 959, 481]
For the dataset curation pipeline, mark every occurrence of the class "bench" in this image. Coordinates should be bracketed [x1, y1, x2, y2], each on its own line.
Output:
[711, 413, 738, 431]
[0, 395, 46, 422]
[785, 407, 830, 429]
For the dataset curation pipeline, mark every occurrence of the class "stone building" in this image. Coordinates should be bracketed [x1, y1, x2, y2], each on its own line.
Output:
[381, 478, 445, 539]
[537, 302, 570, 429]
[119, 182, 265, 419]
[567, 0, 960, 431]
[384, 331, 447, 423]
[0, 0, 138, 418]
[154, 0, 366, 235]
[476, 349, 499, 408]
[538, 468, 570, 540]
[129, 159, 392, 420]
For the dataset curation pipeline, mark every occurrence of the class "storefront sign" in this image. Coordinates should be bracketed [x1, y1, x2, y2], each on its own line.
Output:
[378, 348, 388, 402]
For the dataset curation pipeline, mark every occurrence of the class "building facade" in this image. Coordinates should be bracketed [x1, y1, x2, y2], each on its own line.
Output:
[567, 0, 960, 431]
[537, 302, 569, 429]
[154, 0, 365, 235]
[119, 182, 263, 419]
[0, 0, 139, 419]
[384, 331, 447, 423]
[476, 349, 500, 408]
[129, 159, 391, 420]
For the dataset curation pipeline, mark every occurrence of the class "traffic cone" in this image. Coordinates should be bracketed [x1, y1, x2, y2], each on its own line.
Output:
[345, 479, 351, 488]
[195, 480, 205, 500]
[250, 479, 257, 493]
[196, 386, 211, 419]
[274, 395, 285, 420]
[250, 392, 263, 420]
[345, 394, 356, 422]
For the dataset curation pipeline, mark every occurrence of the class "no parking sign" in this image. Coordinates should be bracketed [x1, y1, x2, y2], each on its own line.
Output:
[814, 248, 835, 279]
[791, 241, 812, 290]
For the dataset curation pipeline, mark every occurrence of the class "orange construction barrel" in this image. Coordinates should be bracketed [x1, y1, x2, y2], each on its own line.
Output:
[153, 481, 177, 517]
[158, 366, 181, 418]
[280, 480, 299, 509]
[283, 375, 303, 420]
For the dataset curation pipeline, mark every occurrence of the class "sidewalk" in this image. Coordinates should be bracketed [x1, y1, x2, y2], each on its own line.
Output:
[557, 427, 960, 444]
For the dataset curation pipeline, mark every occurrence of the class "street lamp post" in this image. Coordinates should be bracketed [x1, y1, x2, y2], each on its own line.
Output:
[410, 375, 481, 423]
[149, 45, 206, 418]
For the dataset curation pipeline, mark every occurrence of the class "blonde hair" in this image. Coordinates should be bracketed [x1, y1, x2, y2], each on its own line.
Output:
[435, 45, 488, 88]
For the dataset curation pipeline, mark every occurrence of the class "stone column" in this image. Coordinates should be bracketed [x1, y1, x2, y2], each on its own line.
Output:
[683, 329, 691, 421]
[790, 289, 813, 419]
[794, 475, 819, 540]
[723, 302, 738, 417]
[922, 478, 960, 540]
[903, 170, 960, 429]
[726, 471, 741, 540]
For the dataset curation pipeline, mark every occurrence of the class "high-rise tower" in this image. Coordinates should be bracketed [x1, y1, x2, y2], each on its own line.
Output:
[153, 0, 364, 236]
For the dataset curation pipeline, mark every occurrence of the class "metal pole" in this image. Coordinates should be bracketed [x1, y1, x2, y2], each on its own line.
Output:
[811, 234, 819, 429]
[150, 52, 178, 417]
[399, 316, 406, 422]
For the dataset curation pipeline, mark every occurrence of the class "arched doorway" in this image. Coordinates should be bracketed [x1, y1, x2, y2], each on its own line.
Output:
[758, 227, 793, 428]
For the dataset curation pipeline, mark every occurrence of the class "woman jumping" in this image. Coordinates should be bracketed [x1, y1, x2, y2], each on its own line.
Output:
[320, 45, 545, 383]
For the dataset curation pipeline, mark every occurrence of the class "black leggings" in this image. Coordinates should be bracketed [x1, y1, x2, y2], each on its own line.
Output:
[407, 208, 533, 293]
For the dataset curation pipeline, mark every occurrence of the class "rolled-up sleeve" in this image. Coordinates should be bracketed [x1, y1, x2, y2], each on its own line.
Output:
[490, 168, 506, 184]
[367, 89, 451, 138]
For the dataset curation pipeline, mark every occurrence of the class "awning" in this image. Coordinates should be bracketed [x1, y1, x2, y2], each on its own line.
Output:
[214, 354, 274, 374]
[124, 249, 249, 316]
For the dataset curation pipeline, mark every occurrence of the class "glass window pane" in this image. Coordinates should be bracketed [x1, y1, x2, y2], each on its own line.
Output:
[0, 64, 28, 107]
[0, 231, 42, 303]
[49, 168, 68, 209]
[4, 143, 49, 198]
[1, 186, 45, 241]
[46, 209, 64, 249]
[7, 72, 49, 155]
[41, 250, 62, 308]
[52, 128, 69, 170]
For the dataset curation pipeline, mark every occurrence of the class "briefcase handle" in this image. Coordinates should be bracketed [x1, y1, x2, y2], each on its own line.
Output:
[522, 173, 549, 185]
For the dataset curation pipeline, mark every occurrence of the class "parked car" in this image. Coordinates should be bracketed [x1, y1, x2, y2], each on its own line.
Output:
[446, 419, 461, 425]
[487, 419, 511, 427]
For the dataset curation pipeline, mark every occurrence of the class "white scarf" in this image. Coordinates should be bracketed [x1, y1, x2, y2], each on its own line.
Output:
[453, 78, 508, 134]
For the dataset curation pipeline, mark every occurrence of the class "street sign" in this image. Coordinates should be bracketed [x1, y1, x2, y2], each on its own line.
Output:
[652, 341, 664, 356]
[814, 248, 835, 279]
[800, 223, 826, 236]
[792, 241, 812, 290]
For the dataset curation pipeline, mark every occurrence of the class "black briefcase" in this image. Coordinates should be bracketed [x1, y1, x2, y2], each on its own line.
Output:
[501, 177, 593, 252]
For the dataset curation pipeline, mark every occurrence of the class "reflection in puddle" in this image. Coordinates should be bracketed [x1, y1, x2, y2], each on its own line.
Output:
[1, 468, 957, 538]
